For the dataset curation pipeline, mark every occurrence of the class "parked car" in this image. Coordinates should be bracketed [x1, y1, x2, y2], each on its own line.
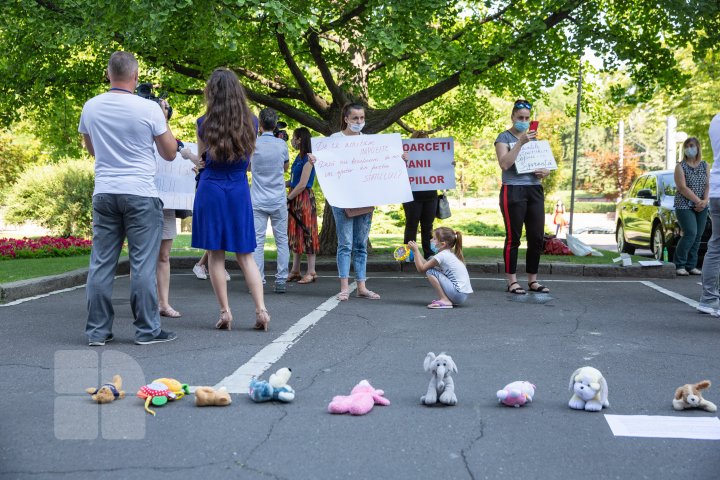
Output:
[615, 170, 711, 263]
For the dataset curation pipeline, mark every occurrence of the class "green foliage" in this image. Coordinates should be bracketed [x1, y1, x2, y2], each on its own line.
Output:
[0, 127, 48, 200]
[5, 159, 95, 237]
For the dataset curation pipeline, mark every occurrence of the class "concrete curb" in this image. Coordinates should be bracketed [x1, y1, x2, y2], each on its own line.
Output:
[0, 256, 675, 304]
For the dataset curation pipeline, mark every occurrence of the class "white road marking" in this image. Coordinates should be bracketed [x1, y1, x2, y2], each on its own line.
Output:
[210, 282, 358, 394]
[640, 281, 698, 308]
[0, 275, 129, 307]
[0, 285, 86, 307]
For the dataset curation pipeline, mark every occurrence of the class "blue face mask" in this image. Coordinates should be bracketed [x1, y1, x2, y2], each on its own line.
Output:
[514, 121, 530, 132]
[430, 240, 439, 254]
[685, 146, 698, 158]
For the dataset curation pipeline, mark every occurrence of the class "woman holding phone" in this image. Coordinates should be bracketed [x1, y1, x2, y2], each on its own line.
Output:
[495, 99, 551, 295]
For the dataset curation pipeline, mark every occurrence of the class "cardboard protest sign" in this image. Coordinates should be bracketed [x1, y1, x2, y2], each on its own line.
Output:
[402, 137, 455, 191]
[154, 142, 197, 210]
[311, 133, 413, 208]
[515, 140, 557, 174]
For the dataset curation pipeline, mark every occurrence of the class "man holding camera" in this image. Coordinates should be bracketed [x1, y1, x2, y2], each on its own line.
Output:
[251, 108, 290, 293]
[78, 51, 178, 346]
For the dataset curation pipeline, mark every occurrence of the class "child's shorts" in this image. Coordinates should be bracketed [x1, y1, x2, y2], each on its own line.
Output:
[426, 268, 468, 305]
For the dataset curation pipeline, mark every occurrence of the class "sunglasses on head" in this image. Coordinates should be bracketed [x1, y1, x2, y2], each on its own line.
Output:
[514, 101, 532, 110]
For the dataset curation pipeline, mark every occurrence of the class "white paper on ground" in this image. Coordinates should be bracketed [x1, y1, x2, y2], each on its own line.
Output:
[638, 260, 664, 267]
[605, 414, 720, 440]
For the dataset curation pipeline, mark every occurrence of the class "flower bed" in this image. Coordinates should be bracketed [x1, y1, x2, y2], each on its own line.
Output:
[0, 236, 92, 260]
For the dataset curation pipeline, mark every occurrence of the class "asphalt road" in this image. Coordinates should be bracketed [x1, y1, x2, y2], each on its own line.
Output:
[1, 270, 718, 479]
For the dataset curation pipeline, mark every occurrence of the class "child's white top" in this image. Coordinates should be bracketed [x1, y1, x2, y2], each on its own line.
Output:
[433, 250, 473, 293]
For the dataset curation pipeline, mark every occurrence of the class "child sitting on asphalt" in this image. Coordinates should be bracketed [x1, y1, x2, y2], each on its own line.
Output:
[408, 227, 473, 309]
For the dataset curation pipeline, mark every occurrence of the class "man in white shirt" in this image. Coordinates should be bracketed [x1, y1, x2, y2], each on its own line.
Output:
[251, 108, 290, 293]
[78, 51, 178, 345]
[698, 113, 720, 316]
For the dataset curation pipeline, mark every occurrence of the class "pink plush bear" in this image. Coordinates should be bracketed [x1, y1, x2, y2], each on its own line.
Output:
[328, 380, 390, 415]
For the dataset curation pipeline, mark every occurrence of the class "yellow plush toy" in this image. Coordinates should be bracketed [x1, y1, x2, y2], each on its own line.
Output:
[86, 375, 125, 404]
[195, 386, 232, 407]
[152, 378, 189, 399]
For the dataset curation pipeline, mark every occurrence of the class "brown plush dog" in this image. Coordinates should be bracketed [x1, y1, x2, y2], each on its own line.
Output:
[195, 386, 232, 407]
[86, 375, 125, 403]
[673, 380, 717, 412]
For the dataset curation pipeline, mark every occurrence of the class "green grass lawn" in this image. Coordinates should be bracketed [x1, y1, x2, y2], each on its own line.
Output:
[0, 232, 626, 284]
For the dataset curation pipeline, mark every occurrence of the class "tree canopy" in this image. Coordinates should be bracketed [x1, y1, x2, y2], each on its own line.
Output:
[2, 0, 718, 149]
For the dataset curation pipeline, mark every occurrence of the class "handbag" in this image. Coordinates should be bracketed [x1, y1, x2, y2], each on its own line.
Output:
[175, 209, 193, 219]
[344, 207, 374, 218]
[436, 192, 451, 219]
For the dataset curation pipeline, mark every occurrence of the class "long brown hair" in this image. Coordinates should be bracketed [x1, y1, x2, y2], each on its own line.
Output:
[202, 68, 256, 163]
[293, 127, 312, 158]
[434, 227, 464, 262]
[339, 102, 365, 132]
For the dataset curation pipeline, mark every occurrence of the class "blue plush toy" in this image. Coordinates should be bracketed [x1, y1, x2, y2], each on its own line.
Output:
[248, 368, 295, 403]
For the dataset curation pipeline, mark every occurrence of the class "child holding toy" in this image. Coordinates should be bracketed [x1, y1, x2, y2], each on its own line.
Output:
[408, 227, 473, 309]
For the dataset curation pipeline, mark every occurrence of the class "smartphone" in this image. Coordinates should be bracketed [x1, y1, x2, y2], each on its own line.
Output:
[529, 120, 539, 132]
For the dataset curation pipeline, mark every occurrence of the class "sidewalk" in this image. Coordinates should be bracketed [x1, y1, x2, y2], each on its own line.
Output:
[0, 255, 675, 304]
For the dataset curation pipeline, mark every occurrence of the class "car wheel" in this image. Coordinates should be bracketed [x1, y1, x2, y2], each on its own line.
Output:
[616, 223, 635, 254]
[651, 224, 665, 261]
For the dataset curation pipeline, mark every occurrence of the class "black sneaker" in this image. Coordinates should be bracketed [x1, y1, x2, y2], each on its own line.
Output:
[274, 283, 287, 294]
[88, 333, 114, 347]
[134, 330, 177, 345]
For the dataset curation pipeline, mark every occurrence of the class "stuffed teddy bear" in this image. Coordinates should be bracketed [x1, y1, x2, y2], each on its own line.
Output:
[195, 386, 232, 407]
[86, 374, 125, 404]
[568, 366, 609, 412]
[497, 381, 536, 407]
[673, 380, 717, 412]
[421, 352, 458, 406]
[328, 380, 390, 415]
[248, 367, 295, 403]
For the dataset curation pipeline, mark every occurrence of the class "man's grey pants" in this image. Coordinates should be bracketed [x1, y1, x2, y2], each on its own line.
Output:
[700, 198, 720, 307]
[253, 205, 290, 284]
[86, 194, 163, 343]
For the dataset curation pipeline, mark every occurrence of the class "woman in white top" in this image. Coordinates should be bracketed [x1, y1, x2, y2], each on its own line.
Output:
[329, 103, 380, 301]
[408, 227, 473, 309]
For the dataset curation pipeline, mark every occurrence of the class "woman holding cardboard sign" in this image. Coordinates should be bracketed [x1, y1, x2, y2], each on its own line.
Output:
[495, 99, 551, 295]
[328, 102, 382, 301]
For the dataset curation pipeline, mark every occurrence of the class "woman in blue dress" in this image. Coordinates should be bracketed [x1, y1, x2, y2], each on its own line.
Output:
[191, 68, 269, 331]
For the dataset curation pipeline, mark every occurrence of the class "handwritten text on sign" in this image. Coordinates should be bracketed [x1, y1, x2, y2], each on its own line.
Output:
[515, 140, 558, 174]
[311, 133, 413, 208]
[402, 137, 455, 191]
[154, 142, 197, 210]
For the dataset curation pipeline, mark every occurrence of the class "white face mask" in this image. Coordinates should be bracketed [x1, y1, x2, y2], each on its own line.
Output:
[349, 122, 365, 133]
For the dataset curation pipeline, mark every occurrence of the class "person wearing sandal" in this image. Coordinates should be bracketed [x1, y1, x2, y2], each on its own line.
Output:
[190, 68, 270, 331]
[156, 209, 183, 318]
[329, 103, 381, 301]
[408, 227, 472, 309]
[286, 127, 320, 285]
[673, 137, 708, 276]
[495, 99, 551, 295]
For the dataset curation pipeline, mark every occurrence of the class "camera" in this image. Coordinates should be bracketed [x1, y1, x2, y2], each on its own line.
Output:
[273, 120, 288, 141]
[136, 83, 173, 120]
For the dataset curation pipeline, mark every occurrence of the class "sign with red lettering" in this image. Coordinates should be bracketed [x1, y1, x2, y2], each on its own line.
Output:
[311, 133, 413, 208]
[401, 137, 455, 191]
[515, 140, 557, 174]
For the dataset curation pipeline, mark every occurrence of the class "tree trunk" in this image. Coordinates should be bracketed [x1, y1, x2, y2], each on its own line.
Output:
[319, 200, 337, 256]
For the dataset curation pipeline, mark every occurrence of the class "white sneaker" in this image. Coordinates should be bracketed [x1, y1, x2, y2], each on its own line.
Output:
[689, 268, 702, 275]
[224, 270, 231, 281]
[676, 268, 689, 276]
[193, 264, 208, 280]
